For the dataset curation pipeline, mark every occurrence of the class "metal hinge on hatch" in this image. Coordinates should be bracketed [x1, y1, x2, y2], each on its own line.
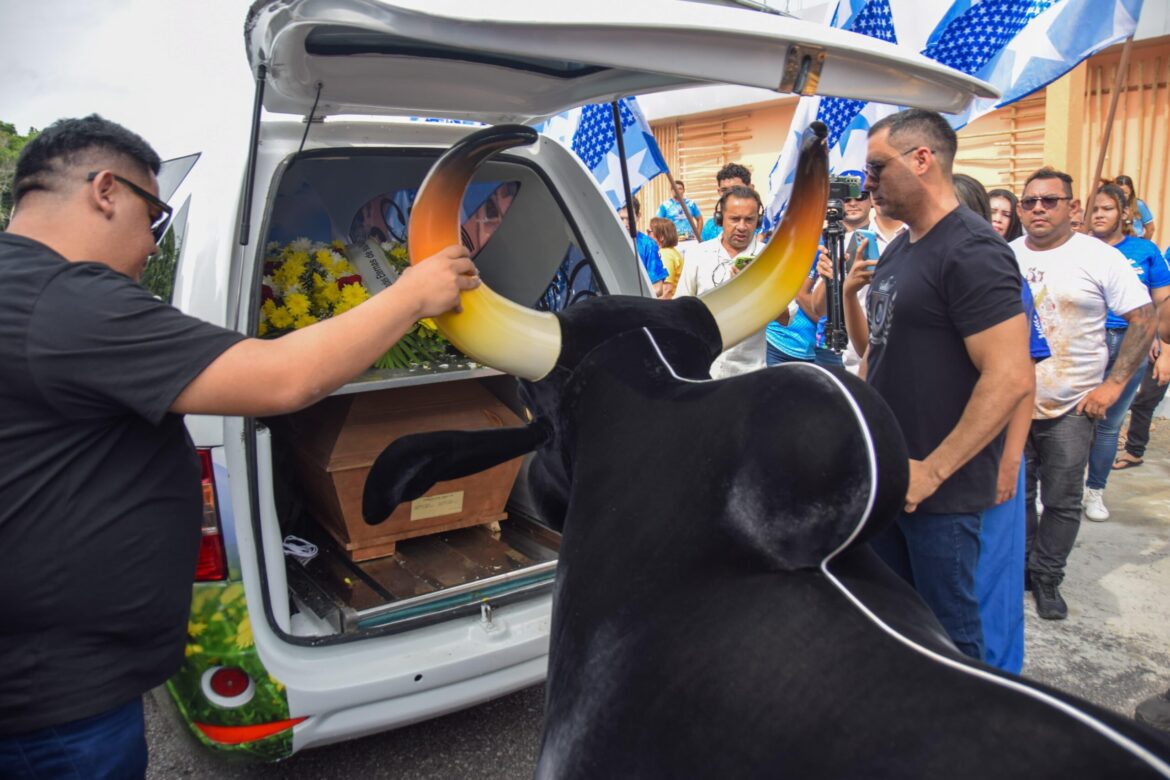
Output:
[778, 44, 826, 96]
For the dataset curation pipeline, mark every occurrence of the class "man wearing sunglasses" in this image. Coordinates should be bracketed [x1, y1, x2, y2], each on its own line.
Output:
[1010, 167, 1155, 621]
[0, 115, 476, 777]
[859, 109, 1033, 663]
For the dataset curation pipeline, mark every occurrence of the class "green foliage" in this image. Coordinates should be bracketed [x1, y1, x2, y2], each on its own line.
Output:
[0, 121, 39, 231]
[141, 229, 179, 302]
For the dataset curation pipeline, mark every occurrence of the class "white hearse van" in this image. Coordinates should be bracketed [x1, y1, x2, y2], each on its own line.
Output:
[156, 0, 994, 760]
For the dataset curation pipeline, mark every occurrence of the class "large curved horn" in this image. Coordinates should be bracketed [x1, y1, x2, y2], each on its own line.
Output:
[700, 122, 829, 350]
[409, 125, 562, 381]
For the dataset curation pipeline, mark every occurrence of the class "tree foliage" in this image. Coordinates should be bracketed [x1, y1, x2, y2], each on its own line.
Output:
[1, 121, 40, 230]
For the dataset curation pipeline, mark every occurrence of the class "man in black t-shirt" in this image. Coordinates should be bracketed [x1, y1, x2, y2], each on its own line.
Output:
[0, 116, 478, 777]
[859, 110, 1033, 661]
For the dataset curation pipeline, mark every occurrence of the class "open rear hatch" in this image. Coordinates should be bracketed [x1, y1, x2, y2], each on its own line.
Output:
[245, 0, 998, 123]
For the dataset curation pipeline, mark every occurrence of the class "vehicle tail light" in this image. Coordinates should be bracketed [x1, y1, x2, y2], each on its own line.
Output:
[195, 448, 228, 581]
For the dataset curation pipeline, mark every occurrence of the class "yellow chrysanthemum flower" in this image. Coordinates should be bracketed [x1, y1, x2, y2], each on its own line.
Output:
[419, 318, 438, 331]
[258, 322, 269, 336]
[221, 584, 244, 605]
[210, 612, 224, 622]
[268, 673, 286, 693]
[269, 306, 294, 329]
[339, 282, 369, 308]
[315, 284, 341, 307]
[235, 616, 254, 650]
[331, 240, 346, 252]
[188, 621, 207, 637]
[293, 314, 318, 329]
[185, 644, 204, 658]
[262, 299, 277, 317]
[285, 293, 310, 317]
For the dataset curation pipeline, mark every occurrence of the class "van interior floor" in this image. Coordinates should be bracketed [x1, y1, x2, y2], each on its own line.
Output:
[285, 515, 560, 635]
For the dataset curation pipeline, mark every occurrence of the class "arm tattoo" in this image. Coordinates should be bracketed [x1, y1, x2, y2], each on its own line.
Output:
[1112, 303, 1157, 383]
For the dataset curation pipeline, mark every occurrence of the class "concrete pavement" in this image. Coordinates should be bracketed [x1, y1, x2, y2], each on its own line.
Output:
[1021, 421, 1170, 717]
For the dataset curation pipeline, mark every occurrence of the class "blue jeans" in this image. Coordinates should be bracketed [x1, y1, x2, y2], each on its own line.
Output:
[1086, 328, 1145, 489]
[0, 698, 147, 780]
[870, 510, 985, 661]
[765, 342, 813, 366]
[1025, 411, 1095, 584]
[813, 347, 844, 369]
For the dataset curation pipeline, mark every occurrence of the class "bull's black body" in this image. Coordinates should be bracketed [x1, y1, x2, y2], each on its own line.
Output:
[363, 147, 1170, 778]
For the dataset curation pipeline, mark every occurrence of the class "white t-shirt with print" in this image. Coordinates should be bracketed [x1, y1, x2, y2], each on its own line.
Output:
[677, 236, 765, 378]
[1011, 232, 1151, 419]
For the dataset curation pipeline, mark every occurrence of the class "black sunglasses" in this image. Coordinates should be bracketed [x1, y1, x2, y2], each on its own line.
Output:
[1020, 195, 1072, 211]
[865, 146, 929, 182]
[844, 192, 870, 203]
[87, 171, 173, 244]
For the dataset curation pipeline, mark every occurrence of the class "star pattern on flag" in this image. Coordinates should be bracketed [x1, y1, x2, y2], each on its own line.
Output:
[816, 0, 898, 149]
[572, 101, 637, 171]
[924, 0, 1054, 76]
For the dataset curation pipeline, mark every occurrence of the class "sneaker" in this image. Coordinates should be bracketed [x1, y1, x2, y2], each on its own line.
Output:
[1033, 579, 1068, 620]
[1135, 688, 1170, 732]
[1083, 487, 1110, 522]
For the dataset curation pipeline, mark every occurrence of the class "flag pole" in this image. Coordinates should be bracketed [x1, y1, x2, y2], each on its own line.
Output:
[1090, 36, 1133, 200]
[612, 100, 638, 241]
[664, 170, 704, 241]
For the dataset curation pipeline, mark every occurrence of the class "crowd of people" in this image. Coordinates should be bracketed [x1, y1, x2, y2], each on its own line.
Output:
[632, 110, 1169, 704]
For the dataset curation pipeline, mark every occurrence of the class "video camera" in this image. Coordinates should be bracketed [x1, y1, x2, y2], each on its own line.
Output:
[822, 174, 863, 353]
[826, 174, 863, 220]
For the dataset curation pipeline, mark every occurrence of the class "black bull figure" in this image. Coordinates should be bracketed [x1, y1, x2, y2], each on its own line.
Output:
[363, 124, 1170, 778]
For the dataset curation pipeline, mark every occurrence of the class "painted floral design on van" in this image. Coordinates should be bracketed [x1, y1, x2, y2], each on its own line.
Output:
[166, 582, 296, 761]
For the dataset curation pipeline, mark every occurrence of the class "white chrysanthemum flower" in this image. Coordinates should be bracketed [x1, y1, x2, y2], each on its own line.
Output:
[290, 237, 313, 253]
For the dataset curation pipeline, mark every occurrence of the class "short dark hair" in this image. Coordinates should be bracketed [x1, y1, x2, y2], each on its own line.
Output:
[1023, 167, 1074, 198]
[952, 173, 990, 222]
[13, 114, 161, 206]
[717, 185, 763, 220]
[649, 217, 678, 248]
[620, 197, 642, 218]
[869, 109, 958, 171]
[716, 163, 752, 186]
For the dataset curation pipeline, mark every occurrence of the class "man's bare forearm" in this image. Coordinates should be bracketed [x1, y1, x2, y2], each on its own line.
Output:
[1111, 303, 1157, 384]
[924, 356, 1032, 487]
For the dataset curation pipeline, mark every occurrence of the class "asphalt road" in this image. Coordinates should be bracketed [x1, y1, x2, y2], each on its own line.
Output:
[145, 684, 544, 779]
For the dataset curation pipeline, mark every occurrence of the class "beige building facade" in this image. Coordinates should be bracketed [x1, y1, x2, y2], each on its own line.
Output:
[645, 35, 1170, 246]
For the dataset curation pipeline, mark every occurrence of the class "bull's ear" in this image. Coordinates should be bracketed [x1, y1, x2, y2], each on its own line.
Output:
[362, 424, 548, 525]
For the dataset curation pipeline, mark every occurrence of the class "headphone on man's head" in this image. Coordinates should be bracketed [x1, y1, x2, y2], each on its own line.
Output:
[714, 186, 764, 227]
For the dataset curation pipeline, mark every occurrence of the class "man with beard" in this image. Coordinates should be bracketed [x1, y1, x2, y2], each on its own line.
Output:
[675, 185, 766, 377]
[860, 109, 1033, 661]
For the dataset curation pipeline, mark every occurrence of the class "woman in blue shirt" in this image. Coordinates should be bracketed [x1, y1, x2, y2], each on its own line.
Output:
[1084, 183, 1170, 522]
[1115, 174, 1156, 242]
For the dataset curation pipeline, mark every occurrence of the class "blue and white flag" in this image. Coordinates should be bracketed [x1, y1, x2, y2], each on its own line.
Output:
[764, 0, 1144, 229]
[537, 97, 668, 210]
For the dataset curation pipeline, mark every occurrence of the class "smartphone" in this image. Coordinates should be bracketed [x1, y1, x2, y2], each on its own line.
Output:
[853, 229, 881, 260]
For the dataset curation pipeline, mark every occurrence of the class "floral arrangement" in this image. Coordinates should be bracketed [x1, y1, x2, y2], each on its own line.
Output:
[259, 237, 459, 370]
